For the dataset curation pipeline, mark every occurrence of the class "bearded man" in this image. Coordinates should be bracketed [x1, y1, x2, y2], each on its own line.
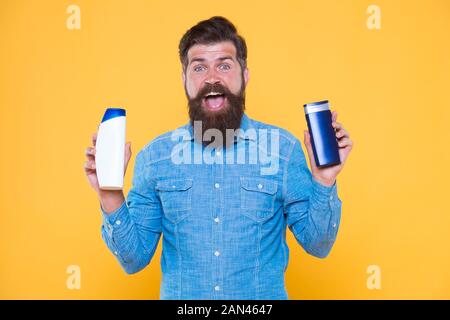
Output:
[84, 16, 353, 299]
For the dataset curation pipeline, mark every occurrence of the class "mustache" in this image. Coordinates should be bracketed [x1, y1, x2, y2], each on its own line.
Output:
[192, 83, 232, 102]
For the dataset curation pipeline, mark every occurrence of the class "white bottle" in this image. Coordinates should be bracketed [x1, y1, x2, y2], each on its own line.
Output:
[95, 108, 126, 190]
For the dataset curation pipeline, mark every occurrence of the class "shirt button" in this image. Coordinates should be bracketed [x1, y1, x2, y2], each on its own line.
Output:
[214, 286, 220, 291]
[214, 217, 220, 223]
[114, 251, 118, 255]
[214, 251, 220, 257]
[214, 183, 220, 189]
[332, 223, 337, 228]
[115, 220, 121, 226]
[257, 184, 263, 189]
[216, 151, 221, 157]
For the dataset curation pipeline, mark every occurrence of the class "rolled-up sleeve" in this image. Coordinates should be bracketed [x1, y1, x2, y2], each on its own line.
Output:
[283, 139, 342, 258]
[101, 149, 162, 274]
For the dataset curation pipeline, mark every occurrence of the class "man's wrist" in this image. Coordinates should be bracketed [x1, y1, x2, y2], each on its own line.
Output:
[99, 190, 125, 214]
[312, 175, 336, 187]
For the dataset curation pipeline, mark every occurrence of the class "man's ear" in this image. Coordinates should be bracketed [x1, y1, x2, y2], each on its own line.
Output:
[182, 71, 186, 84]
[243, 68, 249, 87]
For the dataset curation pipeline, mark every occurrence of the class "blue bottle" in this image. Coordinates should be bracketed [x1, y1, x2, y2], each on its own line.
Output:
[303, 100, 341, 167]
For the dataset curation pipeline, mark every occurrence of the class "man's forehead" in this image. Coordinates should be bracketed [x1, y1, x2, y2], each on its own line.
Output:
[187, 41, 237, 62]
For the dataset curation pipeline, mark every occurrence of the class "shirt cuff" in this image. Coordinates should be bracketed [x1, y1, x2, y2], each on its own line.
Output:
[100, 201, 128, 230]
[310, 177, 338, 208]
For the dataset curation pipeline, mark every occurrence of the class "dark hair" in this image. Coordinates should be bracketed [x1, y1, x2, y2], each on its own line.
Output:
[178, 16, 247, 72]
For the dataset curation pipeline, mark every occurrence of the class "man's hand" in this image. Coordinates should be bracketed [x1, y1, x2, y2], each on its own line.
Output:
[84, 131, 132, 213]
[303, 110, 353, 186]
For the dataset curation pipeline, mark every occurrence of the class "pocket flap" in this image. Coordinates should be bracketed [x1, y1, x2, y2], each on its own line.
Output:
[156, 179, 193, 191]
[240, 177, 277, 195]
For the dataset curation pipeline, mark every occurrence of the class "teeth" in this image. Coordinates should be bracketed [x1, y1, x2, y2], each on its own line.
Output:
[206, 92, 222, 97]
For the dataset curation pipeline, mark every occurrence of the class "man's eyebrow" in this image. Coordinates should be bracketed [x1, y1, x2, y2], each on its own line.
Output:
[189, 57, 206, 65]
[189, 56, 235, 65]
[217, 56, 235, 62]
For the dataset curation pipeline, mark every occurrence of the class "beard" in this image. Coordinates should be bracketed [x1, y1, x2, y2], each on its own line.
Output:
[187, 80, 245, 148]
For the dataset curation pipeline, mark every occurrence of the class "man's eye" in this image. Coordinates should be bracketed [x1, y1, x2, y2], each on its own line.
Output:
[193, 65, 206, 72]
[219, 64, 231, 71]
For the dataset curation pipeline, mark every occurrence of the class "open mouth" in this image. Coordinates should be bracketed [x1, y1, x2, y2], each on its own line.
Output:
[202, 92, 226, 111]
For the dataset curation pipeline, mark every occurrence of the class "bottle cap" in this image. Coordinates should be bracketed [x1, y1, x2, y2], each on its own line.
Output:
[101, 108, 126, 123]
[303, 100, 329, 114]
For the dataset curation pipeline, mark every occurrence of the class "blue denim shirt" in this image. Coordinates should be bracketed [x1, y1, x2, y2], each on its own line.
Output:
[100, 113, 342, 299]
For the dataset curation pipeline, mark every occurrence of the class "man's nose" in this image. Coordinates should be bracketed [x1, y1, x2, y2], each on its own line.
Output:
[204, 69, 221, 85]
[205, 78, 220, 85]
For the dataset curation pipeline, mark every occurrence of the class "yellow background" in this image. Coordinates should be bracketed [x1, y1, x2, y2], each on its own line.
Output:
[1, 0, 449, 299]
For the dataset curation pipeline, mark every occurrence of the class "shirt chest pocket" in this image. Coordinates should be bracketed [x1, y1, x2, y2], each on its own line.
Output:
[156, 179, 193, 224]
[240, 177, 278, 222]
